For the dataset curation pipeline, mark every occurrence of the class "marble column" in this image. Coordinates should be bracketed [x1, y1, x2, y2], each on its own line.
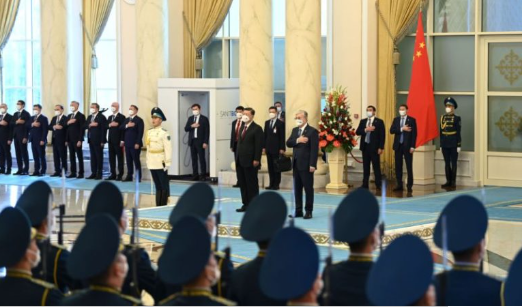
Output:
[285, 0, 321, 137]
[136, 0, 168, 130]
[239, 0, 273, 127]
[40, 0, 69, 119]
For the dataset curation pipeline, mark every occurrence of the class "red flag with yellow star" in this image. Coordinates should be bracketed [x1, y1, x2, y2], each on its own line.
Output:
[406, 11, 439, 148]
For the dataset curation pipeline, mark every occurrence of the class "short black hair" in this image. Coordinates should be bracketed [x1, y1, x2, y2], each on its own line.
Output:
[244, 107, 255, 116]
[235, 106, 244, 111]
[55, 104, 64, 110]
[274, 101, 282, 106]
[191, 104, 201, 109]
[17, 100, 25, 106]
[452, 246, 478, 262]
[399, 104, 408, 110]
[33, 104, 42, 110]
[130, 105, 138, 111]
[367, 105, 376, 112]
[269, 106, 277, 111]
[348, 237, 369, 253]
[91, 103, 100, 110]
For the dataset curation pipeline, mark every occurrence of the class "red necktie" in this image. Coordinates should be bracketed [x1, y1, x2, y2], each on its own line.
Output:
[241, 125, 248, 141]
[235, 120, 241, 140]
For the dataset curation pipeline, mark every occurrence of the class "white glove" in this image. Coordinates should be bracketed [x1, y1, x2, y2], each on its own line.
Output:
[457, 147, 461, 153]
[164, 165, 169, 172]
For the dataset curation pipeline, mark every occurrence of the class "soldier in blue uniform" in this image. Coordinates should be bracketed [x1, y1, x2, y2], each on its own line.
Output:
[320, 188, 380, 305]
[154, 183, 233, 303]
[85, 182, 157, 300]
[0, 207, 64, 305]
[502, 250, 521, 306]
[433, 195, 502, 306]
[157, 215, 235, 306]
[15, 180, 75, 294]
[229, 192, 288, 305]
[366, 235, 435, 306]
[260, 227, 323, 305]
[62, 214, 142, 305]
[440, 97, 461, 188]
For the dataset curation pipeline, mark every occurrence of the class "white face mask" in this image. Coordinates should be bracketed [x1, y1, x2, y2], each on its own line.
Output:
[235, 112, 243, 119]
[111, 107, 117, 113]
[445, 107, 452, 114]
[27, 248, 41, 269]
[90, 108, 96, 115]
[399, 110, 406, 116]
[54, 110, 61, 116]
[33, 110, 39, 116]
[209, 266, 221, 287]
[128, 109, 134, 116]
[269, 112, 276, 119]
[192, 110, 200, 116]
[367, 111, 374, 118]
[16, 105, 23, 111]
[276, 107, 282, 112]
[295, 119, 304, 127]
[241, 115, 250, 123]
[0, 108, 5, 115]
[70, 106, 76, 113]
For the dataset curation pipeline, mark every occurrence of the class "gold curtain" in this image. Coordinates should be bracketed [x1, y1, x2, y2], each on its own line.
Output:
[183, 0, 233, 78]
[376, 0, 427, 178]
[82, 0, 115, 110]
[0, 0, 21, 101]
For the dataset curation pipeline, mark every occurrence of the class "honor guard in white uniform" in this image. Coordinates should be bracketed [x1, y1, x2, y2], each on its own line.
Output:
[146, 107, 172, 206]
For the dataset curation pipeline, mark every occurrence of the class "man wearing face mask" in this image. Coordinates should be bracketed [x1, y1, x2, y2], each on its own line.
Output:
[84, 103, 107, 180]
[62, 214, 142, 305]
[263, 106, 285, 190]
[29, 104, 49, 176]
[15, 181, 75, 293]
[439, 97, 461, 188]
[0, 207, 64, 305]
[0, 103, 13, 175]
[49, 105, 68, 177]
[158, 215, 235, 306]
[274, 101, 285, 122]
[390, 104, 417, 192]
[11, 100, 31, 175]
[230, 106, 244, 188]
[66, 101, 86, 179]
[106, 102, 126, 181]
[184, 104, 210, 181]
[235, 107, 264, 212]
[356, 106, 385, 190]
[121, 104, 144, 182]
[286, 110, 319, 219]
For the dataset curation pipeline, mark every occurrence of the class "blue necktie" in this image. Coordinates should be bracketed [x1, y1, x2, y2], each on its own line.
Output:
[400, 117, 405, 144]
[365, 119, 371, 144]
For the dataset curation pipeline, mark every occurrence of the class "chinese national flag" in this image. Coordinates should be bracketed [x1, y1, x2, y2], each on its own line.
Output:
[406, 11, 439, 148]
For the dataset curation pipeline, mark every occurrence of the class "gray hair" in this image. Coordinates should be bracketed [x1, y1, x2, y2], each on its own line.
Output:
[296, 110, 308, 120]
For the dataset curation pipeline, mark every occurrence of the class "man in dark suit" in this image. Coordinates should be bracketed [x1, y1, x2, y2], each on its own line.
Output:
[121, 104, 144, 182]
[230, 106, 244, 188]
[263, 106, 285, 190]
[274, 101, 285, 123]
[29, 104, 48, 176]
[66, 101, 86, 178]
[11, 100, 31, 175]
[286, 110, 319, 219]
[49, 105, 68, 177]
[0, 103, 13, 174]
[184, 103, 210, 181]
[235, 107, 263, 212]
[356, 106, 385, 190]
[85, 103, 107, 180]
[390, 104, 417, 192]
[106, 102, 126, 180]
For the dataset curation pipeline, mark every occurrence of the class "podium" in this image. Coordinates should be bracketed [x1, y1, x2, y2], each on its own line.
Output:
[158, 78, 240, 178]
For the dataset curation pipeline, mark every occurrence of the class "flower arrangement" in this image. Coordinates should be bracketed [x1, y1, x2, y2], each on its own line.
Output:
[318, 85, 357, 153]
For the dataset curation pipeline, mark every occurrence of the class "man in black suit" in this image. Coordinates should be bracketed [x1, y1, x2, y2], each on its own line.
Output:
[85, 103, 107, 180]
[230, 106, 244, 188]
[121, 104, 144, 182]
[235, 107, 263, 212]
[356, 106, 385, 190]
[106, 102, 126, 180]
[0, 103, 13, 174]
[390, 104, 417, 192]
[263, 106, 285, 190]
[275, 101, 285, 122]
[66, 101, 86, 178]
[29, 104, 49, 176]
[286, 110, 319, 219]
[184, 103, 209, 181]
[49, 105, 68, 177]
[11, 100, 31, 175]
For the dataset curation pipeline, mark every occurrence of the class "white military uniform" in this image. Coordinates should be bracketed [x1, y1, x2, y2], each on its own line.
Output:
[146, 126, 172, 170]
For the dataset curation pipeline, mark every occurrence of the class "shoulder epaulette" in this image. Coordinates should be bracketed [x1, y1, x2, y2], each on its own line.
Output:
[162, 128, 167, 131]
[120, 293, 143, 305]
[159, 292, 181, 305]
[29, 277, 56, 289]
[52, 243, 68, 250]
[209, 294, 236, 306]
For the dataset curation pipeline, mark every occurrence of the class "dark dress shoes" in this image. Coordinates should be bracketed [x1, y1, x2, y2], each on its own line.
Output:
[304, 212, 313, 219]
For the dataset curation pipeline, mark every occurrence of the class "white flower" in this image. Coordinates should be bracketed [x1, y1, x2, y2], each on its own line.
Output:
[333, 130, 339, 135]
